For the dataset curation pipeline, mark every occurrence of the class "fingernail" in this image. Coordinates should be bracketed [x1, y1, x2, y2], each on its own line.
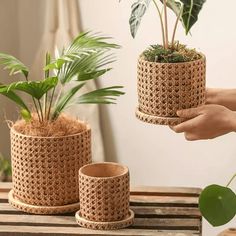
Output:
[176, 110, 181, 116]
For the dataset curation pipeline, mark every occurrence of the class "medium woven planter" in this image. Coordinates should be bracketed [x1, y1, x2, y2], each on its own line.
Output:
[9, 125, 91, 214]
[76, 162, 134, 230]
[136, 55, 206, 125]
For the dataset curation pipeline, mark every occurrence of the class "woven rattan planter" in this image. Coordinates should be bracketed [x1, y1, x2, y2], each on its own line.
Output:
[9, 125, 91, 214]
[76, 162, 134, 230]
[136, 55, 206, 125]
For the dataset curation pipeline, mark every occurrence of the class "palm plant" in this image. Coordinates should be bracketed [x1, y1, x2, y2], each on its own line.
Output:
[0, 32, 124, 123]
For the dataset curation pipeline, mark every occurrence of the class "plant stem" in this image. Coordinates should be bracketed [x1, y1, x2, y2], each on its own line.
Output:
[37, 99, 44, 122]
[171, 6, 183, 48]
[24, 73, 42, 122]
[32, 99, 41, 122]
[152, 0, 165, 47]
[163, 0, 168, 49]
[47, 87, 56, 120]
[226, 173, 236, 187]
[44, 52, 50, 121]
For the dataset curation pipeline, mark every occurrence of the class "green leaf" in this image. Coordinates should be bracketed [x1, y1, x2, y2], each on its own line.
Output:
[77, 68, 112, 82]
[129, 0, 151, 38]
[52, 83, 85, 120]
[199, 184, 236, 227]
[77, 86, 125, 104]
[45, 33, 118, 85]
[7, 77, 58, 100]
[160, 0, 182, 18]
[20, 109, 31, 122]
[179, 0, 206, 34]
[0, 53, 29, 78]
[0, 84, 30, 112]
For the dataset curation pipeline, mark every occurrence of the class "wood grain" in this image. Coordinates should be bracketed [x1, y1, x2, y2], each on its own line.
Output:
[0, 183, 202, 236]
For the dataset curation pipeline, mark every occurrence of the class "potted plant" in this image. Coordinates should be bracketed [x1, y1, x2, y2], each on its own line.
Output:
[0, 154, 12, 182]
[122, 0, 206, 125]
[0, 32, 124, 214]
[199, 174, 236, 227]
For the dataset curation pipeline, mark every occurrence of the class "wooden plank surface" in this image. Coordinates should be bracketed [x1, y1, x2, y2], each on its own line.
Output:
[0, 183, 202, 236]
[218, 228, 236, 236]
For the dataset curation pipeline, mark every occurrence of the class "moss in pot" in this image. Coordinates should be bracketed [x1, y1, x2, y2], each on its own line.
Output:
[121, 0, 206, 125]
[0, 32, 124, 214]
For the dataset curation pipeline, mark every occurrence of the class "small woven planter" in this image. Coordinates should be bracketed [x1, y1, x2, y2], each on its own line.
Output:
[136, 55, 206, 125]
[76, 162, 134, 230]
[9, 125, 91, 214]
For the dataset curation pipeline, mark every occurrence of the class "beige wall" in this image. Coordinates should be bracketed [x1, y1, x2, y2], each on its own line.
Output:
[0, 0, 235, 235]
[0, 0, 19, 157]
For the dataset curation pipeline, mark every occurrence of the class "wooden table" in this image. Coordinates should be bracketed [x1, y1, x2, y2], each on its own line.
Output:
[0, 183, 202, 236]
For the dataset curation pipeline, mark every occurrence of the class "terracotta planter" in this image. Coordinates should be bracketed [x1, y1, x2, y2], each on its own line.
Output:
[9, 125, 91, 214]
[76, 162, 134, 230]
[136, 55, 206, 125]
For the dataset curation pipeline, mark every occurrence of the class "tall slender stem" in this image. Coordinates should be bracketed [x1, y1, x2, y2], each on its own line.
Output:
[44, 52, 51, 120]
[163, 0, 168, 49]
[226, 173, 236, 187]
[37, 99, 44, 122]
[152, 0, 165, 47]
[32, 99, 41, 122]
[47, 87, 56, 120]
[171, 6, 183, 48]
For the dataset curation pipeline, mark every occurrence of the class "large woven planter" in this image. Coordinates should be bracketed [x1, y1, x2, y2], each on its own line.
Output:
[136, 55, 206, 125]
[9, 125, 91, 214]
[76, 162, 134, 230]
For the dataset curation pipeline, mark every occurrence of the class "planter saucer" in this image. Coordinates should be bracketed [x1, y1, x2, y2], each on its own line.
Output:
[8, 190, 80, 214]
[75, 209, 135, 230]
[135, 107, 186, 126]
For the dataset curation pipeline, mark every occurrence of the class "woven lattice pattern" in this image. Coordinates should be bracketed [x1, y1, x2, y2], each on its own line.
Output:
[75, 209, 134, 230]
[79, 165, 130, 222]
[11, 127, 91, 207]
[8, 190, 80, 214]
[135, 107, 186, 126]
[137, 56, 206, 118]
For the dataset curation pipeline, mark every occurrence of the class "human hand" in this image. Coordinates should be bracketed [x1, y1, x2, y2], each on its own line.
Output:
[171, 104, 236, 141]
[206, 88, 236, 111]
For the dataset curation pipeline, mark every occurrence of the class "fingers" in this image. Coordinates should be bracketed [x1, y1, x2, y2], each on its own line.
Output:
[176, 107, 202, 119]
[171, 119, 195, 133]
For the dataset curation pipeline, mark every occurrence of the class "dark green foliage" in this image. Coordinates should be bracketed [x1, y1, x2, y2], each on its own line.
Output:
[199, 185, 236, 226]
[143, 43, 201, 63]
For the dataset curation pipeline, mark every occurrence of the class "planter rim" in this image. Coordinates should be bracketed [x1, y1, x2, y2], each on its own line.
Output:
[139, 52, 206, 65]
[79, 162, 129, 180]
[10, 123, 91, 139]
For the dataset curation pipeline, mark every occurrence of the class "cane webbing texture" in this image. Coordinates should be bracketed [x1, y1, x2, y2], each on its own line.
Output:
[135, 107, 186, 126]
[8, 190, 80, 214]
[137, 56, 206, 121]
[11, 127, 91, 207]
[79, 168, 130, 222]
[75, 209, 134, 230]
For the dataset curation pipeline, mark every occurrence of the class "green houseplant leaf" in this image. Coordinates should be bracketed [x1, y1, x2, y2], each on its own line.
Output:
[160, 0, 182, 17]
[0, 84, 30, 112]
[179, 0, 206, 34]
[7, 77, 58, 100]
[52, 83, 86, 120]
[129, 0, 151, 38]
[77, 86, 125, 104]
[0, 53, 29, 78]
[199, 184, 236, 227]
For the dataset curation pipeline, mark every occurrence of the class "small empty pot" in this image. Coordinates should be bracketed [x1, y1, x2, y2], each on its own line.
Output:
[79, 162, 130, 223]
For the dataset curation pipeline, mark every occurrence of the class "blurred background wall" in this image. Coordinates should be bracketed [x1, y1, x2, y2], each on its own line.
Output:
[0, 0, 236, 235]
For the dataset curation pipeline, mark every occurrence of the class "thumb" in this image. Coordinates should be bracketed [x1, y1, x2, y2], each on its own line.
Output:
[177, 107, 201, 119]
